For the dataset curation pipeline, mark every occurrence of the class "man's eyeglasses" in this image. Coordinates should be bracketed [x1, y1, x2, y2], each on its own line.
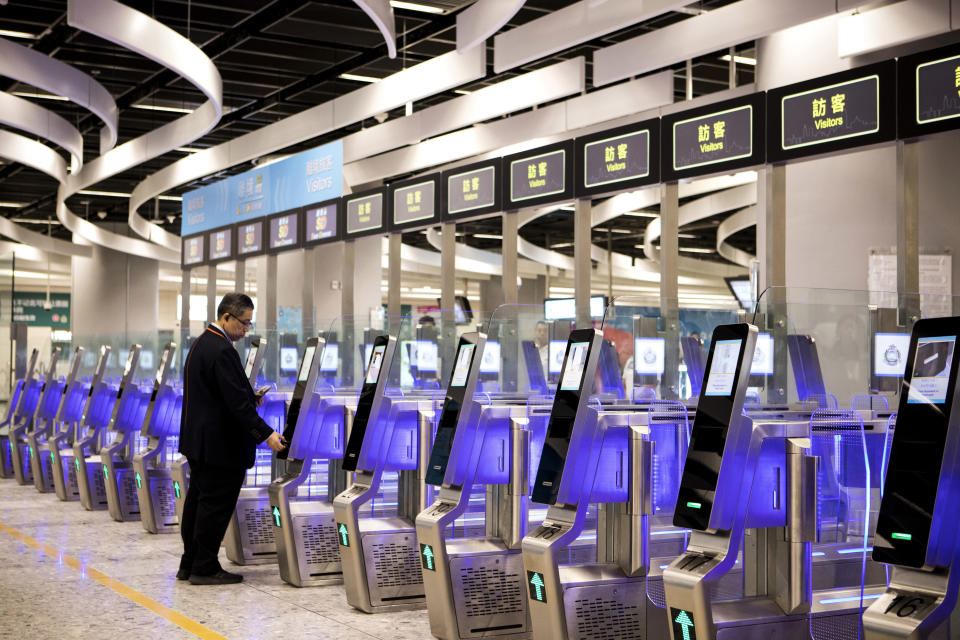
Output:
[229, 314, 253, 328]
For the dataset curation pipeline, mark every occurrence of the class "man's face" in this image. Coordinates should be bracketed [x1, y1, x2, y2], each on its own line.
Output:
[224, 309, 253, 342]
[534, 323, 548, 347]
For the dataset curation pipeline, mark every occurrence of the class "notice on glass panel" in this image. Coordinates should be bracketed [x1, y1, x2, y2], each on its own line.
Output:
[366, 345, 386, 384]
[907, 336, 956, 404]
[584, 130, 649, 188]
[450, 344, 475, 387]
[560, 342, 590, 391]
[705, 340, 742, 397]
[673, 106, 752, 172]
[448, 166, 495, 215]
[916, 53, 960, 125]
[781, 75, 879, 150]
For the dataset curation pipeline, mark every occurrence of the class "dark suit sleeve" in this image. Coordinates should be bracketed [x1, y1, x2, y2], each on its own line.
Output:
[212, 347, 275, 444]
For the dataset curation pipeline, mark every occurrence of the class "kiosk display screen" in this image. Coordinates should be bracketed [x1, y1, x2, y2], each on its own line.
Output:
[875, 319, 960, 568]
[548, 340, 566, 375]
[533, 330, 597, 505]
[675, 325, 750, 530]
[480, 341, 500, 374]
[298, 345, 316, 382]
[634, 337, 665, 375]
[751, 333, 774, 376]
[280, 347, 298, 372]
[154, 350, 169, 386]
[425, 337, 479, 485]
[319, 343, 339, 372]
[244, 343, 259, 378]
[342, 338, 390, 471]
[278, 339, 319, 460]
[874, 333, 911, 377]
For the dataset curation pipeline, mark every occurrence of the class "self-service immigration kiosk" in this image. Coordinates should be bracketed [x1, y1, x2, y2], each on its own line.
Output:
[334, 333, 439, 613]
[0, 347, 38, 479]
[29, 346, 82, 493]
[75, 346, 141, 511]
[132, 343, 182, 534]
[268, 337, 350, 587]
[10, 348, 61, 485]
[224, 338, 288, 565]
[863, 317, 960, 639]
[52, 346, 110, 501]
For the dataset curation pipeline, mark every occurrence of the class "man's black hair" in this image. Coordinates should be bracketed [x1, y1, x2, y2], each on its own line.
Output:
[217, 292, 254, 320]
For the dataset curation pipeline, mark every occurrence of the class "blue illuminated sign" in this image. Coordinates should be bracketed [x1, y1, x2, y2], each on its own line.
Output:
[181, 140, 342, 235]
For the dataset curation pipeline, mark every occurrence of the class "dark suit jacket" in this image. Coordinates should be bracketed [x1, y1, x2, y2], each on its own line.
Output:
[178, 324, 274, 469]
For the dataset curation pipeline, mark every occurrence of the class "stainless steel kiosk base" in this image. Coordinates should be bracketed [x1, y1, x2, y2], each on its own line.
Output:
[225, 488, 277, 565]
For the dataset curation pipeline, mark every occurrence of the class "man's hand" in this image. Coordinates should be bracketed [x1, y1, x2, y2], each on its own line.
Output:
[265, 431, 286, 451]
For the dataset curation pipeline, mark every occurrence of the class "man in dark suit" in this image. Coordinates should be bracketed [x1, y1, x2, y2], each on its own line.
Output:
[177, 292, 285, 585]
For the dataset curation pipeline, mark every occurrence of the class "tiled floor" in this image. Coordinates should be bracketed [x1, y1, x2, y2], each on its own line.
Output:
[0, 480, 432, 639]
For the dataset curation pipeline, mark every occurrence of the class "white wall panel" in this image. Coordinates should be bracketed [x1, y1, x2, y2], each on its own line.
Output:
[565, 70, 672, 130]
[593, 0, 837, 87]
[837, 0, 950, 58]
[493, 0, 690, 73]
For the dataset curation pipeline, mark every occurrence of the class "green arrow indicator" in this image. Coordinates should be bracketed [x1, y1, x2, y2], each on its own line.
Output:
[528, 571, 546, 603]
[420, 544, 435, 571]
[75, 458, 80, 473]
[173, 481, 180, 499]
[272, 506, 281, 527]
[103, 464, 109, 480]
[673, 608, 696, 640]
[135, 472, 142, 489]
[337, 522, 349, 546]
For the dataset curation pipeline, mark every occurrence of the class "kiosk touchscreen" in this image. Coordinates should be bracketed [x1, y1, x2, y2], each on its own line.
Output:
[674, 325, 756, 532]
[532, 330, 601, 506]
[424, 334, 484, 486]
[863, 317, 960, 639]
[276, 337, 321, 461]
[341, 335, 394, 472]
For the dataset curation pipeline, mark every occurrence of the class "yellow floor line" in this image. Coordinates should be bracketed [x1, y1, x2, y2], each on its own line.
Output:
[0, 520, 230, 640]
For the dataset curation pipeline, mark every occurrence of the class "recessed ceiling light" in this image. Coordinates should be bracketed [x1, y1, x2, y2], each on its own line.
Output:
[454, 89, 472, 95]
[678, 247, 714, 253]
[132, 103, 193, 113]
[720, 54, 757, 66]
[175, 147, 204, 153]
[473, 234, 502, 240]
[339, 73, 381, 83]
[77, 189, 129, 198]
[0, 29, 37, 39]
[390, 1, 445, 13]
[12, 91, 68, 101]
[623, 211, 658, 218]
[0, 202, 25, 208]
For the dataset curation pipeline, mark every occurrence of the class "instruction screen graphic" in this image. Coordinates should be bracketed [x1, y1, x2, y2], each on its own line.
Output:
[907, 336, 956, 404]
[705, 339, 741, 396]
[560, 342, 590, 391]
[366, 345, 386, 384]
[450, 344, 475, 387]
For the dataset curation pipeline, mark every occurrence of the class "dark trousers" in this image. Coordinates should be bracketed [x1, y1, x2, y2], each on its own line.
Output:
[179, 460, 246, 576]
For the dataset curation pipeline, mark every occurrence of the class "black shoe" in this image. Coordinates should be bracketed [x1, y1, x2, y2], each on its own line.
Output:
[189, 570, 243, 585]
[176, 568, 190, 581]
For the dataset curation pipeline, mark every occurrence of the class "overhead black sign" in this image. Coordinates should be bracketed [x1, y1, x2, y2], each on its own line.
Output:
[391, 173, 440, 231]
[768, 61, 895, 162]
[344, 188, 388, 238]
[267, 208, 302, 253]
[662, 93, 764, 181]
[503, 140, 574, 209]
[235, 219, 265, 258]
[181, 234, 205, 268]
[898, 42, 960, 139]
[576, 119, 659, 197]
[303, 199, 340, 246]
[207, 226, 233, 264]
[443, 159, 501, 221]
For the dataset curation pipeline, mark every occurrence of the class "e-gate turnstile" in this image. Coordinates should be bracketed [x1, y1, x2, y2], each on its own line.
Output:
[269, 337, 353, 587]
[132, 343, 183, 534]
[333, 334, 439, 613]
[29, 346, 84, 493]
[52, 347, 109, 501]
[0, 348, 37, 479]
[224, 339, 289, 565]
[863, 317, 960, 640]
[10, 348, 61, 485]
[75, 346, 141, 511]
[172, 338, 266, 531]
